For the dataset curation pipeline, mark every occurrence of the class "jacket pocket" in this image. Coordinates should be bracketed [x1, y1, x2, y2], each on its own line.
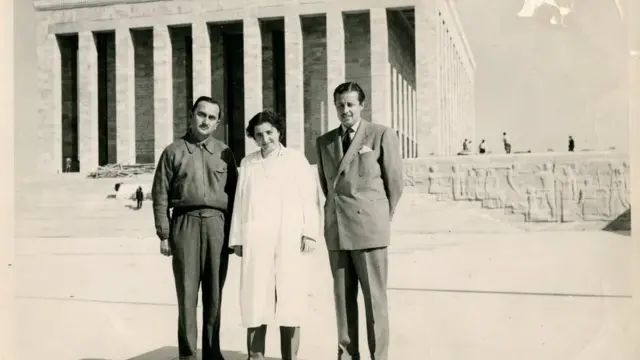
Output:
[358, 151, 379, 177]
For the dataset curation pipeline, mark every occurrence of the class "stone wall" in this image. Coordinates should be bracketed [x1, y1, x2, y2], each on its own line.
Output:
[403, 152, 630, 223]
[170, 26, 193, 140]
[59, 35, 79, 171]
[96, 31, 117, 165]
[132, 29, 154, 164]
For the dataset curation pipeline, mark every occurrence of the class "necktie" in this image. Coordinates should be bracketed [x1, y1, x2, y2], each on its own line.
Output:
[342, 127, 354, 154]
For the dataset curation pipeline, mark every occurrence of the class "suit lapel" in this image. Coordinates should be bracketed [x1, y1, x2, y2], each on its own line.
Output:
[324, 129, 342, 168]
[336, 121, 369, 176]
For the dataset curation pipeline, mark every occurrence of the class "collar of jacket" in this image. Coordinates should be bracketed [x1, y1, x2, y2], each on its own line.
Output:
[245, 143, 288, 164]
[183, 133, 217, 155]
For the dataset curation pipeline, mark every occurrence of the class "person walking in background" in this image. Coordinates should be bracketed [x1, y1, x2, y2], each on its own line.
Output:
[316, 82, 404, 360]
[479, 139, 486, 154]
[152, 96, 238, 360]
[229, 110, 322, 360]
[135, 186, 144, 209]
[568, 136, 575, 152]
[503, 132, 511, 154]
[462, 139, 469, 152]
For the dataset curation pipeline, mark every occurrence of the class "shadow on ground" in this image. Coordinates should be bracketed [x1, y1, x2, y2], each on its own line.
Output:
[81, 346, 278, 360]
[603, 208, 631, 235]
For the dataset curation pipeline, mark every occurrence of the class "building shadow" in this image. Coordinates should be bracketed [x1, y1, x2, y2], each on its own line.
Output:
[119, 346, 278, 360]
[603, 208, 631, 235]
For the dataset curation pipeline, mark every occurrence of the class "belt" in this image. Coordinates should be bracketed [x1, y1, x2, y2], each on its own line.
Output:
[172, 206, 225, 218]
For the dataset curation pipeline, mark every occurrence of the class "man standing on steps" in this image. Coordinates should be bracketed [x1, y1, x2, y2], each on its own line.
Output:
[152, 96, 238, 360]
[316, 82, 404, 360]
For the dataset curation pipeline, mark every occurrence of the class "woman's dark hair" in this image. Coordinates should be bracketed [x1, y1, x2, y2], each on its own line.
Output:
[246, 110, 284, 139]
[333, 81, 366, 104]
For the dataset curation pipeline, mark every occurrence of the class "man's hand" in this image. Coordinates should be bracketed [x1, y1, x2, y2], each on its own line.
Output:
[232, 245, 243, 257]
[301, 236, 316, 253]
[160, 239, 172, 256]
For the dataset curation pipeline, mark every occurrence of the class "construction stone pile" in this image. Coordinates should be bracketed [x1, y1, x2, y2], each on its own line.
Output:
[87, 163, 155, 178]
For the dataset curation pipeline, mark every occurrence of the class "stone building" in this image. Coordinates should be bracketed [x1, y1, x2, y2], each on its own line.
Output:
[33, 0, 475, 173]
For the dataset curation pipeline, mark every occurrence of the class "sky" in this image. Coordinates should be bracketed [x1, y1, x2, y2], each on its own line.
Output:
[13, 0, 629, 174]
[455, 0, 628, 153]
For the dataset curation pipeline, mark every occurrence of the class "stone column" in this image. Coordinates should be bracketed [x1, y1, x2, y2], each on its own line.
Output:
[370, 7, 391, 127]
[326, 8, 345, 131]
[37, 30, 62, 173]
[153, 25, 173, 163]
[409, 85, 414, 158]
[398, 73, 407, 158]
[391, 67, 398, 131]
[285, 12, 305, 151]
[192, 20, 212, 98]
[402, 77, 408, 158]
[115, 26, 136, 165]
[78, 31, 99, 172]
[243, 15, 262, 155]
[415, 1, 439, 156]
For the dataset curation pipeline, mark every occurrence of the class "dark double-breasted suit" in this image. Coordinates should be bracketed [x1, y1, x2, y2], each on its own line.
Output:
[316, 120, 403, 360]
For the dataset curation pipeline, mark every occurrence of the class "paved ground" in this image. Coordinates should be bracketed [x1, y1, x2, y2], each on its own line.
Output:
[12, 174, 636, 359]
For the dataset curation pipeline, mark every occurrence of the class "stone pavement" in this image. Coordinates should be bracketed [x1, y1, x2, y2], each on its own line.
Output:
[13, 175, 635, 359]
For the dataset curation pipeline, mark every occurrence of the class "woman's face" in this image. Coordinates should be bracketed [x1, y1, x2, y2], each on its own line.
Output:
[253, 122, 280, 154]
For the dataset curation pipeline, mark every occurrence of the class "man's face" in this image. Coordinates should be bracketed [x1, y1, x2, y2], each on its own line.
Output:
[253, 122, 280, 154]
[334, 91, 363, 128]
[189, 101, 220, 140]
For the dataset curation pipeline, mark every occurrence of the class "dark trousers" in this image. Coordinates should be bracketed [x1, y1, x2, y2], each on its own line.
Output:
[328, 248, 389, 360]
[171, 210, 229, 360]
[247, 325, 300, 360]
[136, 199, 143, 209]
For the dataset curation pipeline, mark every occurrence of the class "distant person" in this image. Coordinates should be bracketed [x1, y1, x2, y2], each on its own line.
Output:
[478, 139, 486, 154]
[502, 132, 511, 154]
[462, 139, 469, 152]
[568, 136, 575, 152]
[135, 186, 144, 209]
[64, 157, 72, 172]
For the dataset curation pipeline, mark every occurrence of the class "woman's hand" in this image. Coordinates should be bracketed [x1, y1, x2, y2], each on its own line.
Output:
[301, 236, 316, 253]
[233, 245, 243, 257]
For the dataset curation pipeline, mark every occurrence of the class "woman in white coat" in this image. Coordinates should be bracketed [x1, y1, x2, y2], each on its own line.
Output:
[229, 110, 322, 360]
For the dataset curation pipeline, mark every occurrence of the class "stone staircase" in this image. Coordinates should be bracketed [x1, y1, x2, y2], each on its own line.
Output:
[16, 173, 604, 240]
[15, 173, 156, 239]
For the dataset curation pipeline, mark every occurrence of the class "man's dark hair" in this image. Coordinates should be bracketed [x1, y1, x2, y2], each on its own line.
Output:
[246, 110, 284, 139]
[333, 82, 366, 104]
[191, 96, 223, 120]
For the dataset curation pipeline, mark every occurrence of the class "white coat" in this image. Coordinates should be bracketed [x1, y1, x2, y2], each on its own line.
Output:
[229, 145, 322, 328]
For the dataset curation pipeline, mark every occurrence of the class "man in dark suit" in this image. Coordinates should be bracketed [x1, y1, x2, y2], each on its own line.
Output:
[316, 82, 404, 360]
